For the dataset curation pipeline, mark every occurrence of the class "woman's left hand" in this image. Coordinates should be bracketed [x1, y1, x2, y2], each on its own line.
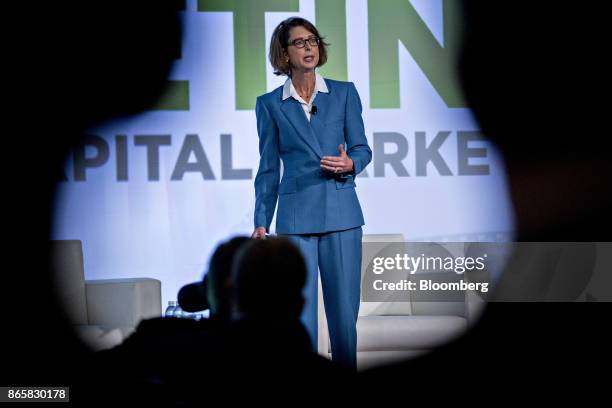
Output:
[320, 144, 354, 175]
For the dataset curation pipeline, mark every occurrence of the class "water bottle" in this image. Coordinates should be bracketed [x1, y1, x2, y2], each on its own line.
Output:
[173, 304, 184, 318]
[164, 300, 177, 318]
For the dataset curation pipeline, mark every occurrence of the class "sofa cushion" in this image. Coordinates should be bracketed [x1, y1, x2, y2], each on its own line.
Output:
[357, 350, 430, 371]
[356, 315, 467, 351]
[85, 278, 161, 326]
[74, 325, 124, 352]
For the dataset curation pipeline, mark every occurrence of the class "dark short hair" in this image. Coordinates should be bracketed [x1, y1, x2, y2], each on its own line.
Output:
[206, 236, 251, 318]
[232, 237, 306, 319]
[269, 16, 330, 77]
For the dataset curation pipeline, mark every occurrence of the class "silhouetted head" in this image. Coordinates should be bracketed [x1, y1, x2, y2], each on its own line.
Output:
[205, 236, 251, 320]
[179, 236, 250, 320]
[231, 237, 306, 320]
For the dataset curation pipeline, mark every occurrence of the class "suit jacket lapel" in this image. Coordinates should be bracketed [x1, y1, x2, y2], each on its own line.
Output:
[310, 86, 331, 147]
[280, 95, 323, 158]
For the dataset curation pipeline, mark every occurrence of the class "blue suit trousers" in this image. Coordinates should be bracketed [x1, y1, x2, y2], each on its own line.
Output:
[284, 226, 362, 369]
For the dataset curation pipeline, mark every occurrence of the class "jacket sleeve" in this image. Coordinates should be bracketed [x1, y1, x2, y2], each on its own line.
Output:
[342, 81, 372, 177]
[253, 96, 281, 232]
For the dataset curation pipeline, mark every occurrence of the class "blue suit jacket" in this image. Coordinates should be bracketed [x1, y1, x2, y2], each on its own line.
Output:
[254, 78, 372, 234]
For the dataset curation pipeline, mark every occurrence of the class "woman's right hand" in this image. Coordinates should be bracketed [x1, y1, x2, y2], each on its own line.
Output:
[251, 227, 267, 239]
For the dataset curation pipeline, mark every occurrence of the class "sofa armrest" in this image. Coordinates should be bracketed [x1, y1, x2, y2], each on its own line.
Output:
[85, 278, 162, 329]
[465, 289, 486, 327]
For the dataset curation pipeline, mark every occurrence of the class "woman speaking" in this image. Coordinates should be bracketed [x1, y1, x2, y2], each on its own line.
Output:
[251, 17, 372, 370]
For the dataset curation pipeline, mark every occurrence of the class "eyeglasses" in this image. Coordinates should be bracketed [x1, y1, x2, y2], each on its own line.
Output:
[288, 36, 320, 48]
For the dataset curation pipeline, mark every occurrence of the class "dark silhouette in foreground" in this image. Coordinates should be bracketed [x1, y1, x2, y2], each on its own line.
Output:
[219, 237, 353, 387]
[87, 236, 351, 404]
[1, 0, 182, 394]
[359, 1, 611, 395]
[4, 0, 609, 402]
[87, 236, 249, 403]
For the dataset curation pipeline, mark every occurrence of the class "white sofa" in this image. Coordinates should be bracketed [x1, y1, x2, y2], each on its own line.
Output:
[317, 234, 486, 371]
[50, 240, 162, 351]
